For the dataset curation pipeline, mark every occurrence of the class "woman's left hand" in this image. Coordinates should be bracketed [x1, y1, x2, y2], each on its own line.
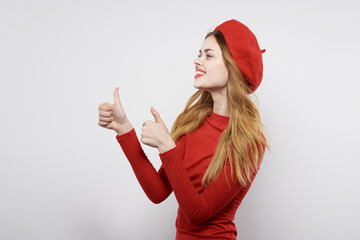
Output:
[140, 107, 176, 153]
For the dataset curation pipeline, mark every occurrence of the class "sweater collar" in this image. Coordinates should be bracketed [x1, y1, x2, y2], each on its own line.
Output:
[206, 111, 230, 131]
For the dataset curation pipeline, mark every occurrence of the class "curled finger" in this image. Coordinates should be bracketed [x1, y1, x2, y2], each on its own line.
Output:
[99, 111, 112, 117]
[99, 116, 113, 122]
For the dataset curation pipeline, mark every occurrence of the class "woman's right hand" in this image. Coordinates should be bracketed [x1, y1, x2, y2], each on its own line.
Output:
[98, 87, 133, 135]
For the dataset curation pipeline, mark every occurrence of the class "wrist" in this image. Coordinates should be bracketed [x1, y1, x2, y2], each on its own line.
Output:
[158, 137, 176, 154]
[114, 119, 133, 136]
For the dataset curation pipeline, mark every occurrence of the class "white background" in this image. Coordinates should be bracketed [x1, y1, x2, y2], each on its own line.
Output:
[1, 0, 359, 239]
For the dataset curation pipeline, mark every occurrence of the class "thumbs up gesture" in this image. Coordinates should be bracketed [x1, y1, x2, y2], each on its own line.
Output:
[98, 87, 133, 135]
[140, 107, 176, 153]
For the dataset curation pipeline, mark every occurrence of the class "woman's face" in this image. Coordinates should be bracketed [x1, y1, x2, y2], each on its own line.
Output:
[193, 35, 229, 91]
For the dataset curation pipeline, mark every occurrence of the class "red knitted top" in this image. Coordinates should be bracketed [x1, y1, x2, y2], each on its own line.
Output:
[116, 111, 265, 239]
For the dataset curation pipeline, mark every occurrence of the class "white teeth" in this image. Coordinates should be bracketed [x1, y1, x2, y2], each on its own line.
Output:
[196, 71, 206, 75]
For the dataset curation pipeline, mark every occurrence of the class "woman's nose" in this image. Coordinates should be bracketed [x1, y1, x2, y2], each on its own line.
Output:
[193, 57, 202, 66]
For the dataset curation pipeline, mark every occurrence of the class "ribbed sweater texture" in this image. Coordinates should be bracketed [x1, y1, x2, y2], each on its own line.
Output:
[116, 111, 265, 239]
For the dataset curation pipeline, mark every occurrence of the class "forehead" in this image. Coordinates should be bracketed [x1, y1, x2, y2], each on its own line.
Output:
[200, 35, 221, 53]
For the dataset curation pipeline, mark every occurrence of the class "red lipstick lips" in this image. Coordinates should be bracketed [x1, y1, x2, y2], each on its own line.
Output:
[195, 68, 206, 79]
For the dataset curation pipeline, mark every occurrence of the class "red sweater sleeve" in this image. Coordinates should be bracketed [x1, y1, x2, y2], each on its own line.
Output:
[116, 128, 172, 204]
[159, 134, 264, 225]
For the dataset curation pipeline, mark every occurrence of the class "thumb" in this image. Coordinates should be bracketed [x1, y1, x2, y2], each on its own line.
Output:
[113, 87, 120, 106]
[150, 106, 164, 124]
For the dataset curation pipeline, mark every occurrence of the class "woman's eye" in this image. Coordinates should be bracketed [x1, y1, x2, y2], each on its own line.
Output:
[197, 54, 212, 58]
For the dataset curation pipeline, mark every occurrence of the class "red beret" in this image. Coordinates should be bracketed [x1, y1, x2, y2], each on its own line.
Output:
[215, 19, 266, 93]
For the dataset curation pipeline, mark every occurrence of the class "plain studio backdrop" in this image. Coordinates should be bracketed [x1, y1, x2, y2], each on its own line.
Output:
[0, 0, 359, 239]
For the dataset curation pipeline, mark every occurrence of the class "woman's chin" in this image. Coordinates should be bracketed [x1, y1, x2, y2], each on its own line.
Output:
[193, 78, 205, 89]
[193, 82, 202, 90]
[193, 84, 207, 91]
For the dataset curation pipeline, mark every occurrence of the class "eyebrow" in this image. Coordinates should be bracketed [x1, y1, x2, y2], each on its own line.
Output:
[198, 48, 214, 53]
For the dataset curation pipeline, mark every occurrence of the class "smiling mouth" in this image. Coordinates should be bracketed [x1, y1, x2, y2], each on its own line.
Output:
[195, 71, 206, 79]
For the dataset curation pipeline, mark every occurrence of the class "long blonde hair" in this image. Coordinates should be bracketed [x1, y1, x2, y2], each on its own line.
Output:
[169, 30, 271, 188]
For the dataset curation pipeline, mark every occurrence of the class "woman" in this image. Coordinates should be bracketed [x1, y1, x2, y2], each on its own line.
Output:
[98, 19, 270, 240]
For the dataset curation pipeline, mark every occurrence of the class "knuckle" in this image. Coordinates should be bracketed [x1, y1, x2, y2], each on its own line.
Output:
[99, 104, 106, 111]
